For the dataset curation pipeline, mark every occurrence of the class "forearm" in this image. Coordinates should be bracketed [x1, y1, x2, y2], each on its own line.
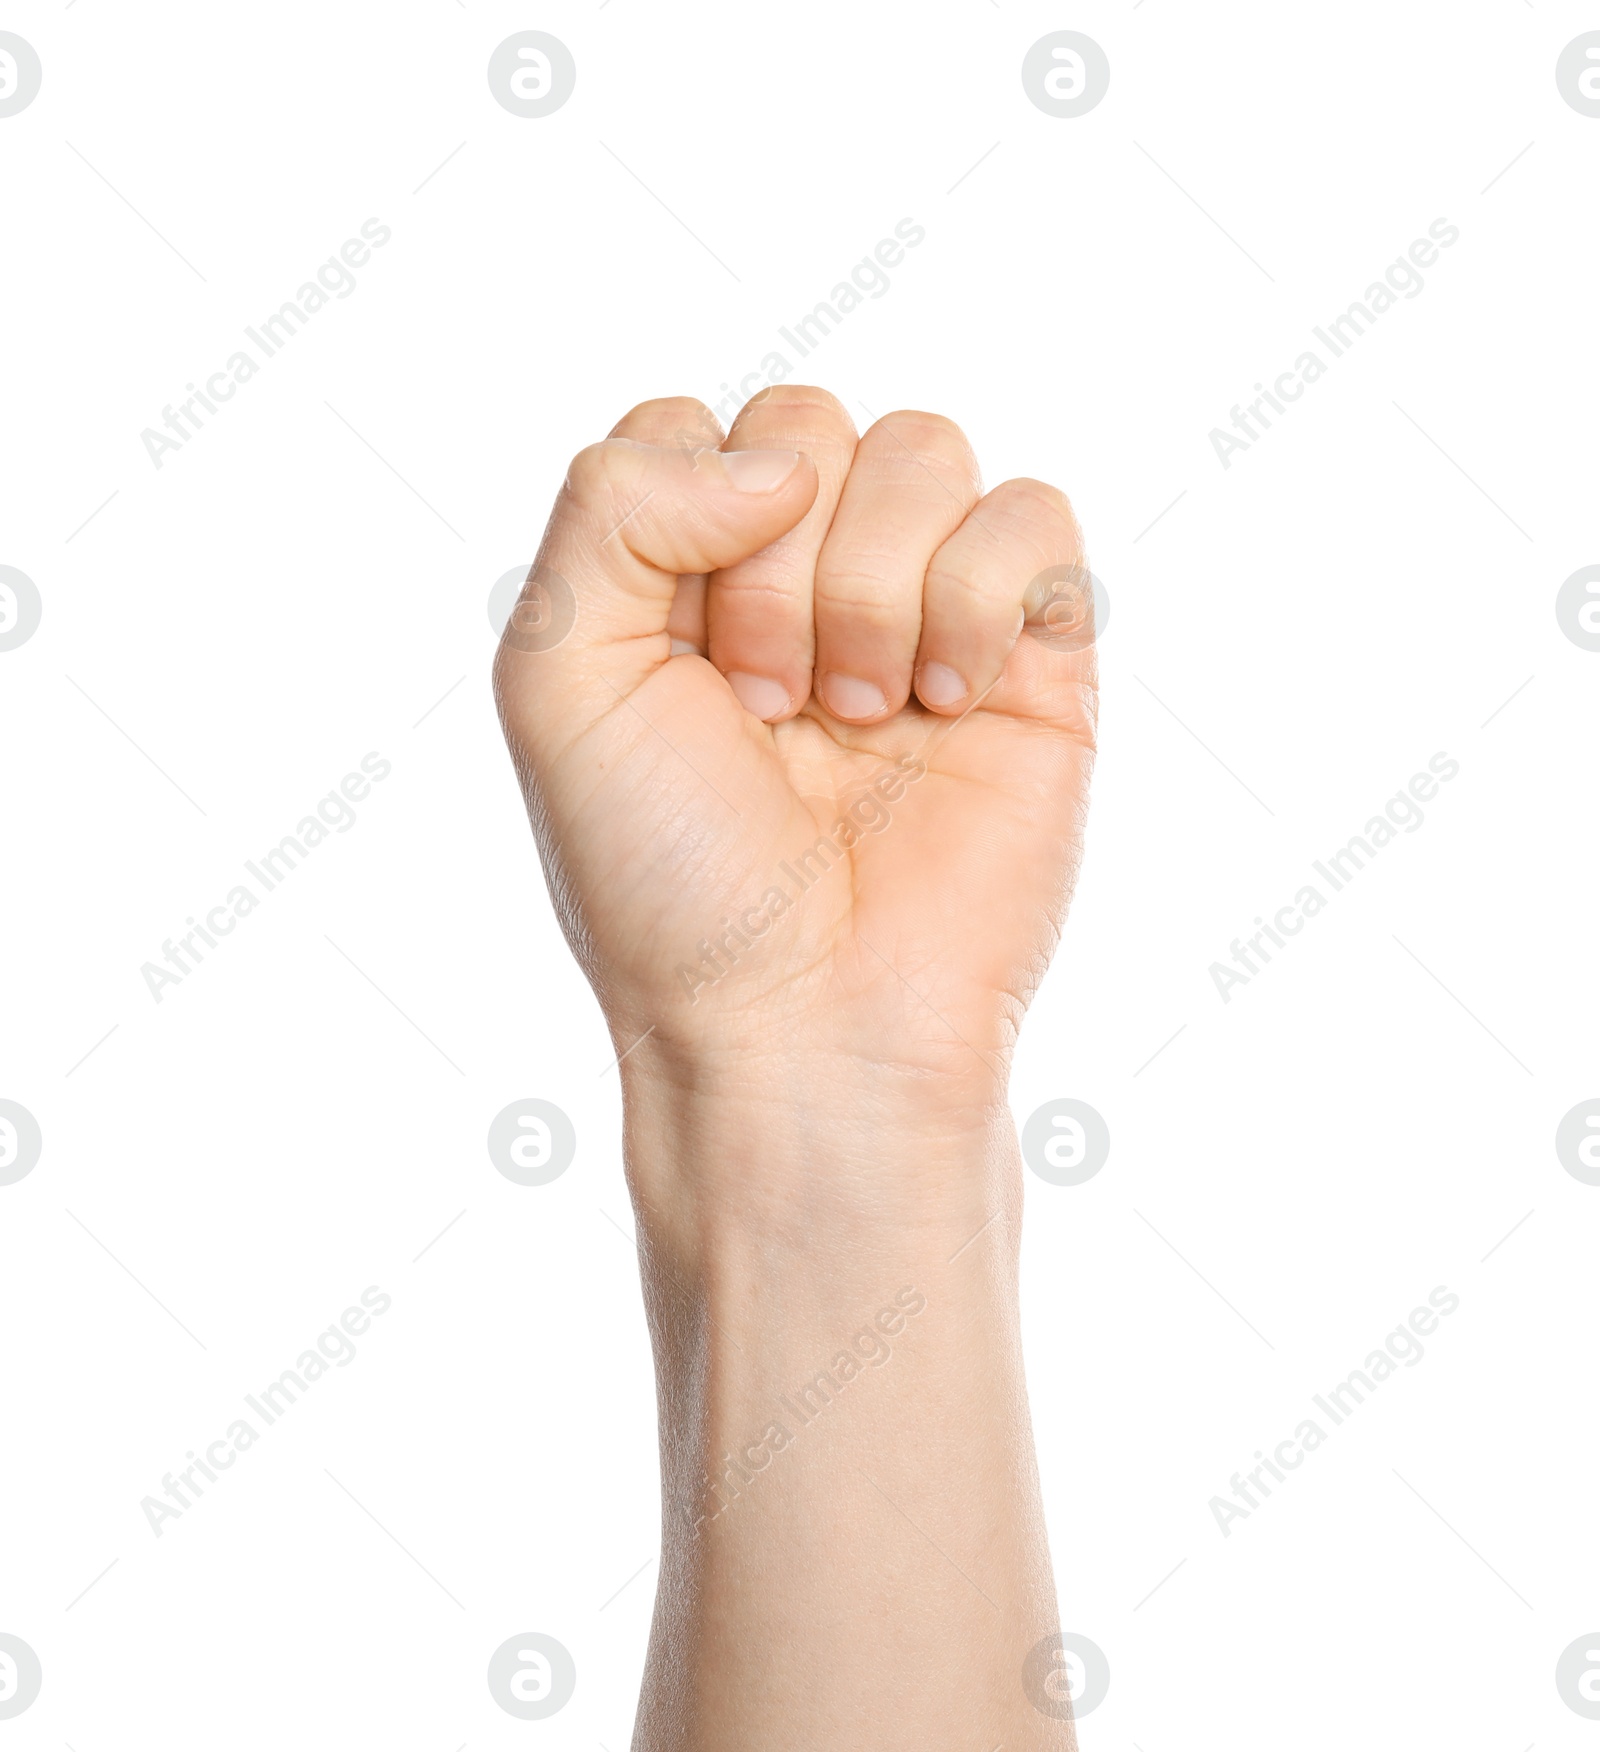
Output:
[495, 383, 1095, 1741]
[622, 1066, 1072, 1750]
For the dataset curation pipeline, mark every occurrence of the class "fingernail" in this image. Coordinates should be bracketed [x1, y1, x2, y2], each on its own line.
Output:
[727, 671, 791, 720]
[720, 449, 801, 493]
[917, 662, 967, 707]
[820, 672, 888, 720]
[670, 638, 704, 657]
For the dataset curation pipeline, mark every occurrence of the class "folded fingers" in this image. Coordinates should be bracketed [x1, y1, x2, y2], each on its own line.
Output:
[810, 411, 980, 723]
[705, 386, 859, 722]
[914, 478, 1086, 714]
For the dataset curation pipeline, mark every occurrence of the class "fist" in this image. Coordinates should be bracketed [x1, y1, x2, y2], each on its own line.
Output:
[494, 386, 1097, 1089]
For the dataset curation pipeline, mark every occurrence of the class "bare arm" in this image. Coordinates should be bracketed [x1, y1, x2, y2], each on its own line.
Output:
[623, 1074, 1069, 1747]
[495, 384, 1095, 1747]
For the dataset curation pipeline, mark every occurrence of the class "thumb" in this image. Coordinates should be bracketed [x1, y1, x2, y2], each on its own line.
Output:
[496, 437, 817, 722]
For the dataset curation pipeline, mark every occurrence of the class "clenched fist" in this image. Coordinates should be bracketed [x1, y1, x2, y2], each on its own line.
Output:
[495, 383, 1092, 1748]
[494, 385, 1098, 1109]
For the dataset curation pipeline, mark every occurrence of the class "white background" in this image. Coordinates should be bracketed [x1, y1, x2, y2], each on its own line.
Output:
[2, 2, 1597, 1746]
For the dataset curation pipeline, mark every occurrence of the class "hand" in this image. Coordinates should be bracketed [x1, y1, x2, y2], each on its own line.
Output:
[495, 385, 1091, 1749]
[494, 386, 1097, 1111]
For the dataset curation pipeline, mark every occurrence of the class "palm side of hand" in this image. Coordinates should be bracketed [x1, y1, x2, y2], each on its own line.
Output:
[496, 387, 1096, 1078]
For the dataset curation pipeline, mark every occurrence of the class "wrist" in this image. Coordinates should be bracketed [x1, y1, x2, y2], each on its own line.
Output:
[617, 1050, 1022, 1265]
[623, 1077, 1057, 1739]
[619, 1061, 1029, 1523]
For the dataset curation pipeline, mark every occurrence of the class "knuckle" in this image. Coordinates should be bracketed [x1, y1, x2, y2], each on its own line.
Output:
[870, 408, 973, 459]
[740, 383, 851, 422]
[993, 478, 1082, 552]
[564, 438, 657, 510]
[611, 396, 721, 443]
[862, 412, 981, 499]
[710, 576, 808, 613]
[730, 385, 859, 460]
[563, 441, 615, 505]
[816, 569, 912, 627]
[925, 563, 1015, 618]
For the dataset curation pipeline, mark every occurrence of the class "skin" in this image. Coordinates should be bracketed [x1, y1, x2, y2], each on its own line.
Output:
[495, 385, 1096, 1749]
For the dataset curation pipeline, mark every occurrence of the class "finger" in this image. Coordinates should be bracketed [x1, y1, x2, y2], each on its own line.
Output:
[706, 385, 858, 722]
[495, 437, 818, 745]
[607, 394, 724, 453]
[954, 553, 1100, 751]
[913, 478, 1084, 714]
[606, 397, 727, 655]
[811, 410, 980, 723]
